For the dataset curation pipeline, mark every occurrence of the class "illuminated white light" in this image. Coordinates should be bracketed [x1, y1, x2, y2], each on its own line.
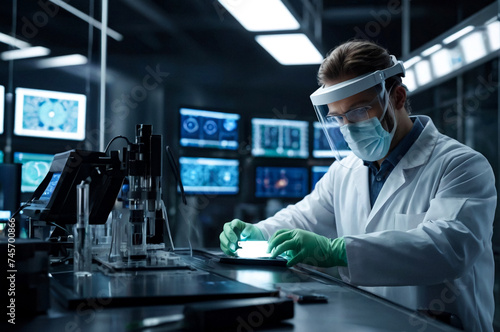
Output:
[255, 33, 323, 65]
[236, 241, 271, 258]
[415, 60, 432, 86]
[0, 46, 50, 61]
[0, 32, 30, 49]
[218, 0, 300, 32]
[431, 48, 453, 77]
[33, 54, 88, 69]
[460, 31, 486, 63]
[443, 25, 475, 44]
[421, 44, 442, 57]
[403, 55, 421, 69]
[487, 20, 500, 51]
[403, 69, 417, 92]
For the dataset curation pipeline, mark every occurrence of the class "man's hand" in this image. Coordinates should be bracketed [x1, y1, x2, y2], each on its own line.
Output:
[219, 219, 265, 256]
[268, 229, 347, 267]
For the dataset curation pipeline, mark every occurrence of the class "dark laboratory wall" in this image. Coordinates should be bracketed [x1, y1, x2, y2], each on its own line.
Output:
[103, 55, 322, 248]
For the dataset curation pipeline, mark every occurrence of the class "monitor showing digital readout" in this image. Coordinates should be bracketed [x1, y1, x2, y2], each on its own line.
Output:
[14, 87, 86, 140]
[313, 122, 350, 159]
[180, 108, 240, 150]
[13, 152, 54, 193]
[311, 166, 330, 190]
[255, 166, 308, 198]
[252, 118, 309, 158]
[180, 157, 239, 194]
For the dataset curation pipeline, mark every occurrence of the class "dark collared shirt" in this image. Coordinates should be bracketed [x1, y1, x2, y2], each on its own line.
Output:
[364, 117, 424, 207]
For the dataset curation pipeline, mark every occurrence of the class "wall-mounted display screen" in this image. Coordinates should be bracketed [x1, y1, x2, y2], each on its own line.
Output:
[252, 118, 309, 158]
[14, 87, 86, 140]
[255, 166, 308, 198]
[180, 108, 240, 150]
[0, 85, 4, 135]
[311, 166, 330, 190]
[13, 152, 54, 193]
[313, 122, 350, 159]
[179, 157, 239, 194]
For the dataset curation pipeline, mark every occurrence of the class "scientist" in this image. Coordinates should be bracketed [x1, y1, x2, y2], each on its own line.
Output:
[220, 40, 496, 332]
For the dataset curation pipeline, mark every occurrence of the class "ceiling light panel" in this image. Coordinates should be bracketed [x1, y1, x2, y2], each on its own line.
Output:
[218, 0, 300, 32]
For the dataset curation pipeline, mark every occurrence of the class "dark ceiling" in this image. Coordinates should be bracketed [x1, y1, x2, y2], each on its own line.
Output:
[0, 0, 496, 93]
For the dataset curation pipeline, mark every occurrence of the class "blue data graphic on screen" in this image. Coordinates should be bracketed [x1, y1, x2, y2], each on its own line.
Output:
[180, 157, 239, 194]
[255, 167, 308, 198]
[180, 108, 240, 150]
[311, 166, 330, 190]
[252, 118, 309, 158]
[0, 151, 3, 163]
[40, 172, 61, 200]
[313, 122, 350, 158]
[14, 88, 86, 140]
[13, 152, 54, 193]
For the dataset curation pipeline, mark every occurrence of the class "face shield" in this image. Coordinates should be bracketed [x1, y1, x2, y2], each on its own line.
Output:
[310, 56, 405, 164]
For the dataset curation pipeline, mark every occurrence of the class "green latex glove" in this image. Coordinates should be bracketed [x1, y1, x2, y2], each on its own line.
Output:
[219, 219, 265, 256]
[268, 229, 347, 267]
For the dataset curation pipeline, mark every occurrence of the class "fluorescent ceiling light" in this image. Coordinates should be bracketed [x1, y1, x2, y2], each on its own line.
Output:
[487, 20, 500, 51]
[415, 60, 432, 86]
[443, 25, 474, 44]
[431, 48, 453, 78]
[1, 46, 50, 61]
[49, 0, 123, 41]
[33, 54, 88, 69]
[0, 32, 30, 49]
[421, 44, 442, 57]
[218, 0, 300, 32]
[255, 33, 323, 65]
[404, 55, 421, 68]
[403, 69, 417, 92]
[460, 31, 486, 63]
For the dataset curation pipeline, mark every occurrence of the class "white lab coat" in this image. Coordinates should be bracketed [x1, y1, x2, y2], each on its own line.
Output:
[255, 116, 496, 332]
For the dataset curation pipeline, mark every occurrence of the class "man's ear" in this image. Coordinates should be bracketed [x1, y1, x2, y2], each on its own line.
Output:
[392, 85, 406, 110]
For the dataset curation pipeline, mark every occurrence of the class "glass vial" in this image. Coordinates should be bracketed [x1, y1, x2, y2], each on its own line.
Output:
[74, 182, 92, 276]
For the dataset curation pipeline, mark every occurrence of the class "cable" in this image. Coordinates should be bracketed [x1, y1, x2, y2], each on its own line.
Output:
[104, 135, 131, 154]
[48, 222, 71, 235]
[10, 197, 35, 220]
[165, 146, 187, 205]
[161, 200, 175, 251]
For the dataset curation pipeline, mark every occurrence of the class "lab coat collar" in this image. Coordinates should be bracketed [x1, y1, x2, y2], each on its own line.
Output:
[365, 115, 439, 231]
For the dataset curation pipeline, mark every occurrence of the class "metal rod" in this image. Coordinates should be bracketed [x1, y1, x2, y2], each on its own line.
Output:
[99, 0, 108, 151]
[402, 0, 410, 58]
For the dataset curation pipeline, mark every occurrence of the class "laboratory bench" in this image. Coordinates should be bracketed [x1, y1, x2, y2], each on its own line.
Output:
[6, 248, 461, 332]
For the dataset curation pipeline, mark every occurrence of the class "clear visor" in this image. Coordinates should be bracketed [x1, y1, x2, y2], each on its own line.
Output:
[313, 81, 395, 162]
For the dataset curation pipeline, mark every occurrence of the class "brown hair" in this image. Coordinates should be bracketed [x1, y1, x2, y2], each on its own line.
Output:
[318, 40, 402, 92]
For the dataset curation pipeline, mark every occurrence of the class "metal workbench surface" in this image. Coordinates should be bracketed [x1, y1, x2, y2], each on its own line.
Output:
[8, 249, 460, 332]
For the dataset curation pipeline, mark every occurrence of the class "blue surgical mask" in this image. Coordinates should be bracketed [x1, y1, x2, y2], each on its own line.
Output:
[339, 114, 395, 162]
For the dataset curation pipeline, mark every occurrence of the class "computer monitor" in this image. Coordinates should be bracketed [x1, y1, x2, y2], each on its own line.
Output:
[13, 152, 54, 193]
[0, 164, 21, 225]
[22, 150, 125, 225]
[311, 166, 330, 190]
[180, 157, 239, 194]
[312, 122, 350, 159]
[255, 166, 308, 198]
[252, 118, 309, 158]
[0, 85, 4, 135]
[14, 87, 86, 140]
[180, 108, 240, 150]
